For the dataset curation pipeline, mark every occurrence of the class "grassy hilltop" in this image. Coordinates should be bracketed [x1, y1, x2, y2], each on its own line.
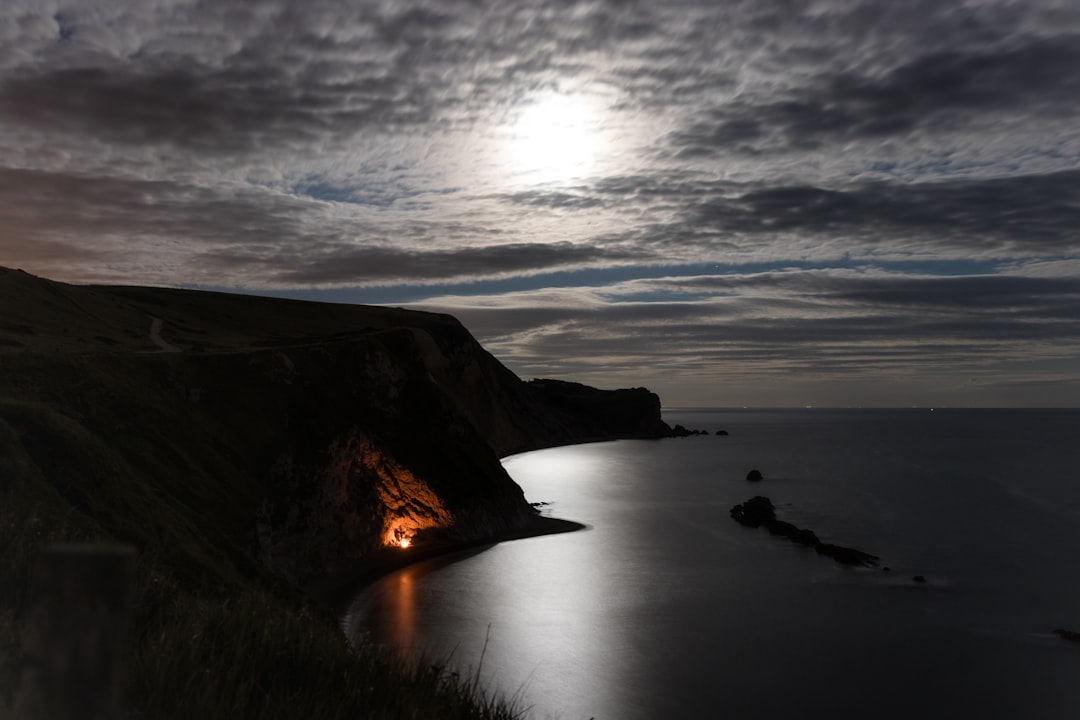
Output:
[0, 267, 668, 719]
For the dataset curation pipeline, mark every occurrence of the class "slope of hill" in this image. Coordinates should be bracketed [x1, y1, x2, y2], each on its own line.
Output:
[0, 266, 670, 718]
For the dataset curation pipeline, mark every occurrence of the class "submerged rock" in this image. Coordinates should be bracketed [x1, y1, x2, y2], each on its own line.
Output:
[669, 424, 708, 437]
[815, 543, 880, 567]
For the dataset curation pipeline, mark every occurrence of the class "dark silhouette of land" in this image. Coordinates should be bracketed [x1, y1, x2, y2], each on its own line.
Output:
[0, 265, 670, 719]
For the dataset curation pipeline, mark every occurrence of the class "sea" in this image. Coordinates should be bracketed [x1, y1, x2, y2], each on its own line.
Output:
[343, 408, 1080, 719]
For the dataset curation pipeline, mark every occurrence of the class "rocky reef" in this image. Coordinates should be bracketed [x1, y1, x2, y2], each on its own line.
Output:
[0, 266, 672, 586]
[730, 496, 880, 567]
[1054, 628, 1080, 644]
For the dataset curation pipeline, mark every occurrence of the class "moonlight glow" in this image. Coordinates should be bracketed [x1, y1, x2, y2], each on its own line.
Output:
[505, 93, 604, 184]
[1, 1, 1078, 408]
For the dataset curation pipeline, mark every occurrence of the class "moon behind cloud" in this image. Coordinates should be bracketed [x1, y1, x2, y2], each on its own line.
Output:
[503, 93, 607, 186]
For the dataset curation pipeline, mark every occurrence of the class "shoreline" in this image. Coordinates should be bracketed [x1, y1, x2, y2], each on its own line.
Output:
[308, 514, 587, 615]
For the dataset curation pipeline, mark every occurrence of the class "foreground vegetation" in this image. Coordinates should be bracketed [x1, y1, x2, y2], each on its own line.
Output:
[0, 403, 526, 720]
[0, 267, 663, 719]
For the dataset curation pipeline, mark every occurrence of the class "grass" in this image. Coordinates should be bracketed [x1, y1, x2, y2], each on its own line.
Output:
[129, 584, 527, 720]
[0, 268, 614, 719]
[0, 402, 529, 720]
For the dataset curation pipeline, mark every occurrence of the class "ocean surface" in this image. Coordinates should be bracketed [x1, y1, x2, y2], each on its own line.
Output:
[344, 408, 1080, 719]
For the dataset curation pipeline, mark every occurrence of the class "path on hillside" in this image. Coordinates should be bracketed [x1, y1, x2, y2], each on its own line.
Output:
[149, 318, 181, 353]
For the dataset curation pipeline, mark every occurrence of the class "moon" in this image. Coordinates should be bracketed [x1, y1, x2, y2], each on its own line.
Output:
[504, 93, 603, 184]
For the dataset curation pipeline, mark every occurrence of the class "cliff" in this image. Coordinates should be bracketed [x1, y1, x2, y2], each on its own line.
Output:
[0, 266, 670, 585]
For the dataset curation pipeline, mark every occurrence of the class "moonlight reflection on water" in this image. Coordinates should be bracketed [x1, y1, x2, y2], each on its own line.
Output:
[347, 410, 1080, 720]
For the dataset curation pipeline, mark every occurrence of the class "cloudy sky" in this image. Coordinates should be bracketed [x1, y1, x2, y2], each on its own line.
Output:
[2, 0, 1079, 407]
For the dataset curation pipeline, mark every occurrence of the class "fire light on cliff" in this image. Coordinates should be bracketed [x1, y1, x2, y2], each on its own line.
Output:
[354, 436, 453, 550]
[391, 526, 414, 549]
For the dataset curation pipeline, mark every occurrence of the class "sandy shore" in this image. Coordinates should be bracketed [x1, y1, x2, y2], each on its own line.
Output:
[308, 514, 587, 614]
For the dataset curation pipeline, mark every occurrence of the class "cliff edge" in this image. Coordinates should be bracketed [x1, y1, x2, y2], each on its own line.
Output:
[0, 266, 670, 586]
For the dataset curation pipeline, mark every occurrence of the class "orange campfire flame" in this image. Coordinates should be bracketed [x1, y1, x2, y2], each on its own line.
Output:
[391, 526, 414, 549]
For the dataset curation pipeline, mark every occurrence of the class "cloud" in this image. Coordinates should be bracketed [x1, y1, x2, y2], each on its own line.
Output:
[501, 168, 1080, 264]
[0, 7, 447, 159]
[249, 240, 651, 285]
[499, 190, 607, 210]
[416, 267, 1080, 404]
[0, 165, 655, 286]
[0, 0, 1078, 404]
[667, 34, 1080, 156]
[689, 170, 1080, 256]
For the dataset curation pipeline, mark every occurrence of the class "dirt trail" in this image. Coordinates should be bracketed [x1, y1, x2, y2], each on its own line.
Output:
[149, 318, 181, 353]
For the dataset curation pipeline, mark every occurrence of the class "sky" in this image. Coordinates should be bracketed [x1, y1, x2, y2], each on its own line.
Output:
[2, 0, 1079, 407]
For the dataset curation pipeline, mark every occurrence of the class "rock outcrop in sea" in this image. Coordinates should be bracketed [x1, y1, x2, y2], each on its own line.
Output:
[1054, 628, 1080, 644]
[730, 495, 880, 567]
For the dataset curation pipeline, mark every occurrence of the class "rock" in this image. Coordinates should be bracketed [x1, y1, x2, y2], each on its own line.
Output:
[1053, 628, 1080, 644]
[716, 430, 729, 436]
[730, 495, 880, 568]
[913, 575, 927, 584]
[523, 379, 672, 446]
[729, 496, 776, 527]
[668, 424, 709, 437]
[746, 469, 763, 481]
[767, 520, 819, 547]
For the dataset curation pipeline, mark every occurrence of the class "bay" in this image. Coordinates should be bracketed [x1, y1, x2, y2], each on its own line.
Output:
[344, 409, 1080, 719]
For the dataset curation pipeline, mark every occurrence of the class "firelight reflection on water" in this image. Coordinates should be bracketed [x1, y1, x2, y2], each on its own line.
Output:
[345, 443, 655, 718]
[345, 411, 1080, 720]
[391, 571, 415, 651]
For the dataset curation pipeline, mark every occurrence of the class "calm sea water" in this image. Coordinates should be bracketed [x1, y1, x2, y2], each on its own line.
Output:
[344, 409, 1080, 719]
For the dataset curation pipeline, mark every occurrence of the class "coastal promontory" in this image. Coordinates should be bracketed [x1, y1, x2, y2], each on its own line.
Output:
[0, 266, 670, 718]
[0, 265, 671, 581]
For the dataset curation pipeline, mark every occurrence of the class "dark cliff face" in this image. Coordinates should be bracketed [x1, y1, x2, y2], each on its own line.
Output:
[392, 320, 671, 457]
[521, 379, 670, 449]
[0, 267, 670, 584]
